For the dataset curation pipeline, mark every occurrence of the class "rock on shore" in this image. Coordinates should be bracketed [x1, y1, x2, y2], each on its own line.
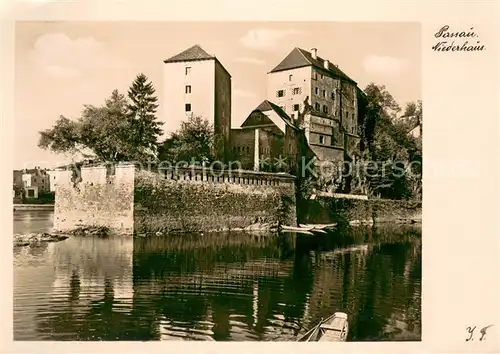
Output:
[13, 233, 69, 247]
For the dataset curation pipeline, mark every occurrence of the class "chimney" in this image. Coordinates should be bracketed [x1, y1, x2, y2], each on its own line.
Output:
[324, 59, 329, 69]
[311, 48, 317, 59]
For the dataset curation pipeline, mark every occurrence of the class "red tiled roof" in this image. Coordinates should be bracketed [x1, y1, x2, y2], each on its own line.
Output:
[269, 47, 356, 84]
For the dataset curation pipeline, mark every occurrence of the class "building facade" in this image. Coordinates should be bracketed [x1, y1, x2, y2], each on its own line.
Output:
[13, 167, 51, 199]
[230, 100, 315, 174]
[266, 47, 363, 163]
[162, 45, 232, 161]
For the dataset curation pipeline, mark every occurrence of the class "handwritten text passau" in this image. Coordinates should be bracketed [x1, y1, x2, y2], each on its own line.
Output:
[432, 25, 485, 52]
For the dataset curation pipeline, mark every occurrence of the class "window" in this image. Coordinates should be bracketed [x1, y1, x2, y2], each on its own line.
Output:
[277, 89, 285, 97]
[185, 67, 191, 75]
[293, 104, 300, 111]
[322, 90, 326, 98]
[289, 74, 293, 81]
[331, 92, 335, 100]
[185, 103, 192, 112]
[292, 87, 301, 95]
[313, 72, 318, 80]
[185, 85, 191, 94]
[319, 135, 324, 144]
[323, 105, 328, 114]
[345, 111, 348, 118]
[315, 102, 320, 111]
[315, 87, 319, 95]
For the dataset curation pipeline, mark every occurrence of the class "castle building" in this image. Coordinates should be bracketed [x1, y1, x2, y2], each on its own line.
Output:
[266, 47, 363, 163]
[230, 100, 307, 172]
[162, 45, 232, 161]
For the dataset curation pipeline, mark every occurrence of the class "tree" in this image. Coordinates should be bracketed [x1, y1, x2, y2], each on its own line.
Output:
[357, 84, 423, 200]
[39, 90, 135, 161]
[39, 75, 164, 163]
[158, 116, 215, 164]
[126, 74, 163, 156]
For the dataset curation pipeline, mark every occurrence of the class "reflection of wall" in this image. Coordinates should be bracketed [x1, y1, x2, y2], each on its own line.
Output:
[301, 230, 422, 341]
[131, 232, 300, 341]
[48, 236, 134, 303]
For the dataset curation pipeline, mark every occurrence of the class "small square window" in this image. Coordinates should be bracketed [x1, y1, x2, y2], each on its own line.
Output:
[293, 104, 300, 111]
[185, 85, 191, 94]
[185, 67, 191, 75]
[277, 90, 285, 98]
[292, 87, 301, 95]
[185, 103, 192, 112]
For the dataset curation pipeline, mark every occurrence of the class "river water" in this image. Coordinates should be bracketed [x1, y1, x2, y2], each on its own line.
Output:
[13, 210, 421, 341]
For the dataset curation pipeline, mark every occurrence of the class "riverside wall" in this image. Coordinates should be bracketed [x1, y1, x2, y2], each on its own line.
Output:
[134, 167, 297, 233]
[297, 196, 422, 225]
[53, 164, 297, 234]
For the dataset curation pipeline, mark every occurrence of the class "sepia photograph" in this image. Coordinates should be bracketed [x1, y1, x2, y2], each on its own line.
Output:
[12, 21, 423, 342]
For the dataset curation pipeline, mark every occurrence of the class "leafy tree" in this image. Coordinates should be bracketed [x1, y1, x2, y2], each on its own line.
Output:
[158, 116, 215, 164]
[39, 75, 164, 163]
[126, 73, 163, 156]
[39, 90, 134, 161]
[355, 84, 422, 200]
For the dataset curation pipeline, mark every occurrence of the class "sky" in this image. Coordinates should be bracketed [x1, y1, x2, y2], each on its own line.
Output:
[14, 21, 421, 169]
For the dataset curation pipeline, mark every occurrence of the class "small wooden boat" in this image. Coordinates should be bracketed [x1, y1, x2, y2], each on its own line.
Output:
[299, 223, 337, 230]
[297, 312, 349, 342]
[281, 225, 315, 232]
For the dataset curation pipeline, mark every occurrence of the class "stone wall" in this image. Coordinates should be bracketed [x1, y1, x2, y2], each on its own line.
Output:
[134, 168, 297, 234]
[53, 164, 297, 234]
[53, 164, 135, 233]
[298, 196, 422, 225]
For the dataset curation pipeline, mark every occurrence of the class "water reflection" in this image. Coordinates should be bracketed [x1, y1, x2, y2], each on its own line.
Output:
[13, 221, 421, 341]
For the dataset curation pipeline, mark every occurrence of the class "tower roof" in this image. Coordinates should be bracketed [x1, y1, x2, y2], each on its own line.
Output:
[269, 47, 356, 84]
[164, 44, 215, 63]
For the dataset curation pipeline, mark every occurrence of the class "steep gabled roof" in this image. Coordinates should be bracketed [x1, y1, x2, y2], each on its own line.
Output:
[253, 100, 299, 130]
[269, 47, 356, 84]
[164, 44, 215, 63]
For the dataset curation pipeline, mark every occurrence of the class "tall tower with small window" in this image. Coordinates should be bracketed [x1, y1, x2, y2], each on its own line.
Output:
[163, 44, 232, 161]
